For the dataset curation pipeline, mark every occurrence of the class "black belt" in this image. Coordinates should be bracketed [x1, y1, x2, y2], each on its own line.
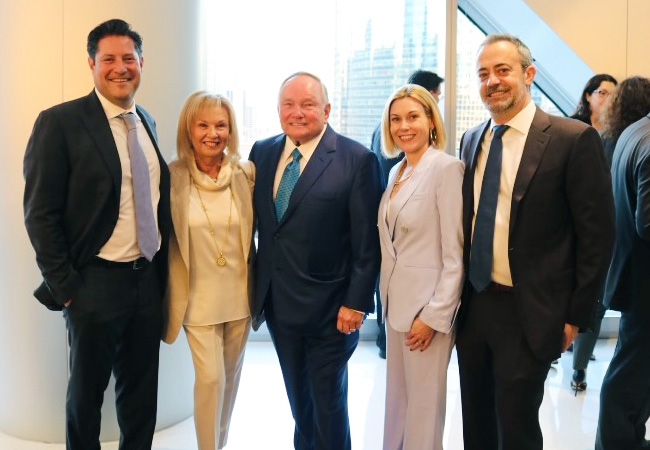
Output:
[91, 256, 151, 270]
[484, 281, 514, 293]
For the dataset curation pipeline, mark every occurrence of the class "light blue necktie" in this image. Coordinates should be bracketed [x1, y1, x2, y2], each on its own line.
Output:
[121, 112, 158, 261]
[469, 125, 509, 292]
[275, 148, 302, 221]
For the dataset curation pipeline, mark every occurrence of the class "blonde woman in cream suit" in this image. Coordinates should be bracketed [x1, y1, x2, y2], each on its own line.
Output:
[163, 91, 255, 450]
[378, 85, 464, 450]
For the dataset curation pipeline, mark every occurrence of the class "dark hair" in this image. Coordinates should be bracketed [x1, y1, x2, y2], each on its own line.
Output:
[601, 76, 650, 141]
[480, 34, 533, 69]
[407, 70, 444, 92]
[87, 19, 143, 61]
[572, 74, 618, 123]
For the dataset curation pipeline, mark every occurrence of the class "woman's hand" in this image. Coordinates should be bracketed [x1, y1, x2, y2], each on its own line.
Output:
[405, 318, 435, 351]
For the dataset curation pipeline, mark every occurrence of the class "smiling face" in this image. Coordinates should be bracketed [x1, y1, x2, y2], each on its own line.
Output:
[476, 40, 535, 124]
[278, 75, 331, 145]
[190, 106, 230, 163]
[389, 97, 434, 157]
[89, 35, 142, 109]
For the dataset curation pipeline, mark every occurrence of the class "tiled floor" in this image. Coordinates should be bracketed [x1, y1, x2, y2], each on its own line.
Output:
[1, 338, 647, 449]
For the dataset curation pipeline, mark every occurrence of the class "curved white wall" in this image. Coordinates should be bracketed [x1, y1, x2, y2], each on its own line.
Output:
[0, 0, 200, 442]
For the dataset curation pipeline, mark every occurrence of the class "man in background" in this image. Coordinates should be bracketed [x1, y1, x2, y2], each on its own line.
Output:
[597, 112, 650, 450]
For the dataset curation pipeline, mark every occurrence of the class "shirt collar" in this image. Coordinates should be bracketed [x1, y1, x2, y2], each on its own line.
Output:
[493, 99, 536, 136]
[282, 124, 328, 162]
[95, 88, 137, 120]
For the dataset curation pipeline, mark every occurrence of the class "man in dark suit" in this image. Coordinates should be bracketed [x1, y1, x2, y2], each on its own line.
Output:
[249, 72, 382, 450]
[23, 19, 170, 449]
[596, 113, 650, 450]
[369, 69, 443, 359]
[456, 34, 615, 450]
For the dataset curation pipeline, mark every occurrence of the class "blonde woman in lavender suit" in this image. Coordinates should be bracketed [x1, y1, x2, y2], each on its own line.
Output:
[378, 84, 464, 450]
[163, 91, 255, 450]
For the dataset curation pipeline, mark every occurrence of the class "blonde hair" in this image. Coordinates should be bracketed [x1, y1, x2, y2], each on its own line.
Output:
[381, 84, 446, 158]
[176, 91, 240, 164]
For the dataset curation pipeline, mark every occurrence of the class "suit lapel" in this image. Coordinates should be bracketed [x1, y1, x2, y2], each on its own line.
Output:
[509, 108, 551, 236]
[80, 91, 121, 193]
[278, 126, 336, 226]
[386, 148, 436, 239]
[170, 162, 191, 269]
[259, 136, 285, 227]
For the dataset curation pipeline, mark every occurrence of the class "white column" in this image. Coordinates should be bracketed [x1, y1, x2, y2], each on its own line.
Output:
[0, 0, 201, 442]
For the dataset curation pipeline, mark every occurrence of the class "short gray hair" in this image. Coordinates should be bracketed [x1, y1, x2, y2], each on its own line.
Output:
[479, 34, 533, 69]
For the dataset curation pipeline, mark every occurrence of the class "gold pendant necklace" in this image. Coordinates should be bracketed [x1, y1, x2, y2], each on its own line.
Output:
[194, 183, 233, 267]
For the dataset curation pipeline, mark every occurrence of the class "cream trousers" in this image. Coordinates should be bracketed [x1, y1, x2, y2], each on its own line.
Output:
[184, 317, 251, 450]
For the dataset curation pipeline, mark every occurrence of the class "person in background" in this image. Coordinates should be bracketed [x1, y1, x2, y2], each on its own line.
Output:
[571, 73, 618, 132]
[370, 69, 444, 359]
[378, 84, 463, 450]
[163, 91, 255, 450]
[456, 34, 615, 450]
[249, 72, 382, 450]
[23, 19, 170, 449]
[570, 76, 650, 393]
[596, 82, 650, 450]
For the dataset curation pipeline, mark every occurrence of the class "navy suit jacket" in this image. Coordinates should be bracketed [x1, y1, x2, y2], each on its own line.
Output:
[604, 114, 650, 316]
[249, 125, 382, 334]
[459, 107, 615, 361]
[23, 90, 171, 310]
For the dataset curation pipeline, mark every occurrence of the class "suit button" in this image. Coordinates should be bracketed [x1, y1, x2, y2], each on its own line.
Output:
[401, 226, 408, 233]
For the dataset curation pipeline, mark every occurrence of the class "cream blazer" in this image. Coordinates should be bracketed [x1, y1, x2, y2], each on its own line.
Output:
[378, 147, 464, 333]
[163, 159, 255, 344]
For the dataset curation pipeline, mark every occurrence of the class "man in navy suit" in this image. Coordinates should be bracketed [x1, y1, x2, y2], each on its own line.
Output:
[23, 19, 170, 449]
[249, 72, 382, 450]
[596, 113, 650, 450]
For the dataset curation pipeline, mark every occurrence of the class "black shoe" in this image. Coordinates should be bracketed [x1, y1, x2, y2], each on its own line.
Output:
[378, 347, 386, 359]
[590, 353, 596, 361]
[571, 369, 587, 395]
[551, 359, 559, 364]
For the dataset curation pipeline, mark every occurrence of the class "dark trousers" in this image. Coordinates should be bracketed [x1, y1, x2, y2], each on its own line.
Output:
[456, 289, 551, 450]
[266, 301, 358, 450]
[596, 306, 650, 450]
[63, 259, 162, 450]
[375, 285, 386, 351]
[573, 300, 606, 370]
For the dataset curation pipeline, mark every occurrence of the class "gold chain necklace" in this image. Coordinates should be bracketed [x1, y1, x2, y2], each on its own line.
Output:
[194, 183, 233, 267]
[393, 164, 414, 187]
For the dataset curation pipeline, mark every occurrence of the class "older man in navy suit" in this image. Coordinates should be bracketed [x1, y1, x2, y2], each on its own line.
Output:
[249, 72, 382, 450]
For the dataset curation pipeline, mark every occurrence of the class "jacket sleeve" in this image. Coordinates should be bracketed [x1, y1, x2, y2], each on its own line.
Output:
[23, 110, 81, 309]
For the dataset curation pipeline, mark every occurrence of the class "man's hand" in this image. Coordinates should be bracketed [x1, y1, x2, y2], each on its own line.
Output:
[562, 323, 579, 352]
[337, 306, 364, 334]
[405, 318, 435, 351]
[64, 299, 72, 308]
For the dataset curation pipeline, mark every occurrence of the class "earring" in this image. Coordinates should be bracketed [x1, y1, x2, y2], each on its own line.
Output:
[429, 128, 437, 145]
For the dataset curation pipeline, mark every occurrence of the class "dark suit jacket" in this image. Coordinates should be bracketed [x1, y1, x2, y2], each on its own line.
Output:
[249, 125, 382, 333]
[23, 90, 171, 310]
[604, 115, 650, 316]
[459, 107, 615, 361]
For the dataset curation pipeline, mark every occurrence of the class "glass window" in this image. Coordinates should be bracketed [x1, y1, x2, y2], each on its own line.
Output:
[201, 0, 446, 157]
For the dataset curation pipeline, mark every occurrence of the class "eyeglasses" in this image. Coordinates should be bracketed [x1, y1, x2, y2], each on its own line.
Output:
[592, 90, 611, 98]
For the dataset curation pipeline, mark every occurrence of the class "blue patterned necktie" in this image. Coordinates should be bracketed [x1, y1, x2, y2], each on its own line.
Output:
[469, 125, 509, 292]
[121, 112, 158, 261]
[275, 148, 302, 221]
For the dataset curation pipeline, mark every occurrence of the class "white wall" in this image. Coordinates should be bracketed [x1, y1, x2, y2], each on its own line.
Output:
[0, 0, 200, 442]
[524, 0, 650, 80]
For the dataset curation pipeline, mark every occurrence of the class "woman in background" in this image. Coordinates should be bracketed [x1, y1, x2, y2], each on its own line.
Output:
[571, 73, 618, 131]
[163, 91, 255, 449]
[570, 76, 650, 393]
[378, 84, 464, 450]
